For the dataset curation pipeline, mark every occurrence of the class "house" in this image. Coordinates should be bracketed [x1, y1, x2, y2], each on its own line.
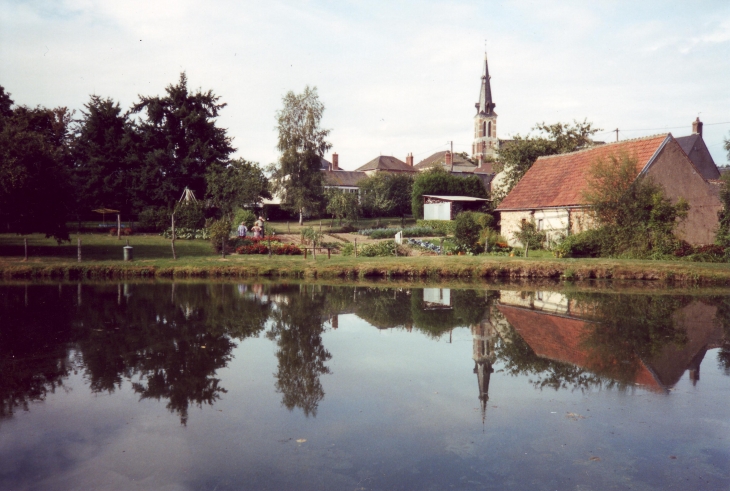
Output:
[354, 155, 417, 176]
[320, 153, 366, 194]
[414, 150, 495, 193]
[496, 133, 723, 246]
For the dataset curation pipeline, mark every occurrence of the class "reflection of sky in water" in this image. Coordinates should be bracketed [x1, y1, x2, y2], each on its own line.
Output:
[0, 284, 728, 490]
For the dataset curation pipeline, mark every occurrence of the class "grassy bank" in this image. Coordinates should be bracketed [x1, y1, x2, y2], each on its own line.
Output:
[2, 233, 730, 283]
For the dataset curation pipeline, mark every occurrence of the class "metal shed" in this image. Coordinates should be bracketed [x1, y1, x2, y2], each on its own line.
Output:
[423, 195, 489, 220]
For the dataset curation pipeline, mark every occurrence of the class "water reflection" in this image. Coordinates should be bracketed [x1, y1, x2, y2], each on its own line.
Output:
[0, 283, 728, 427]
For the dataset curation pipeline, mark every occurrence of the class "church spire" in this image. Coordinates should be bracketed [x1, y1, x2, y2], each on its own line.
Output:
[475, 52, 496, 116]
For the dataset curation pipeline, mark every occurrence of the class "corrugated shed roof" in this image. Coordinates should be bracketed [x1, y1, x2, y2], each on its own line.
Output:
[323, 170, 367, 187]
[356, 155, 415, 172]
[496, 134, 669, 211]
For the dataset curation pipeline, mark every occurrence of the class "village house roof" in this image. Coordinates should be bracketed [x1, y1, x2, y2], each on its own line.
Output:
[414, 151, 475, 171]
[355, 155, 415, 173]
[675, 133, 721, 180]
[496, 134, 670, 211]
[323, 170, 367, 187]
[318, 157, 333, 171]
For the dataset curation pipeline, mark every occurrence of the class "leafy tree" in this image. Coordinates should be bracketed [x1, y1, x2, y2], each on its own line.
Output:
[0, 85, 13, 117]
[0, 104, 74, 242]
[206, 158, 270, 218]
[511, 218, 546, 252]
[715, 170, 730, 247]
[358, 172, 414, 218]
[325, 189, 359, 225]
[411, 167, 488, 218]
[453, 211, 493, 252]
[495, 120, 599, 202]
[129, 72, 235, 209]
[270, 86, 331, 225]
[582, 152, 688, 256]
[71, 95, 134, 214]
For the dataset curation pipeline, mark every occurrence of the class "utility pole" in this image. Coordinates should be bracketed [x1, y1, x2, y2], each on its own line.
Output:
[449, 140, 454, 171]
[614, 128, 619, 142]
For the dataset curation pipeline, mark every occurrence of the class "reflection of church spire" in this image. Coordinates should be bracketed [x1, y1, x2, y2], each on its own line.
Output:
[472, 318, 497, 424]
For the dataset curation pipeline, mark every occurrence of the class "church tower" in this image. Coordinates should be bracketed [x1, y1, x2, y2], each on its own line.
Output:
[471, 53, 498, 163]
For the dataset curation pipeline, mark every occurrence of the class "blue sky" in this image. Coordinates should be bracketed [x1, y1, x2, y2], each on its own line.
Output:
[2, 0, 729, 169]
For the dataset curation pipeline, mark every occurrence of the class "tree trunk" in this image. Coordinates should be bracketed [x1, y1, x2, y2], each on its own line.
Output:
[299, 209, 304, 226]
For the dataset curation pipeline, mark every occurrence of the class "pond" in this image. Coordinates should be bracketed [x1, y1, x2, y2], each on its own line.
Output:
[0, 282, 728, 491]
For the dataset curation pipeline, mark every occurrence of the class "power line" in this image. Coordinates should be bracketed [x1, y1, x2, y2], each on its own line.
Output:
[597, 120, 730, 135]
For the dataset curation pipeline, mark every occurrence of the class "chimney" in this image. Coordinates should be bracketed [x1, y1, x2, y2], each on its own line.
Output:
[692, 117, 703, 137]
[445, 150, 453, 168]
[332, 153, 339, 171]
[406, 152, 414, 166]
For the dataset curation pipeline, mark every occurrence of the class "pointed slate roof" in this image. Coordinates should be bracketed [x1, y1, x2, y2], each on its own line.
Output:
[475, 53, 496, 116]
[675, 133, 721, 180]
[496, 134, 669, 211]
[355, 155, 416, 172]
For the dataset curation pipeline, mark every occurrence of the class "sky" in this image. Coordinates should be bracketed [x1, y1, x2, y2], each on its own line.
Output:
[2, 0, 730, 171]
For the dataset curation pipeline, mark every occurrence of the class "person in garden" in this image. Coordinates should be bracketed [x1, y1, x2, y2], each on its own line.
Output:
[237, 221, 248, 238]
[252, 224, 262, 238]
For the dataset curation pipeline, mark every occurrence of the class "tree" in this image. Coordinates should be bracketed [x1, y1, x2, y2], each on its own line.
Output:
[130, 72, 235, 209]
[583, 152, 688, 255]
[358, 172, 414, 219]
[71, 95, 134, 214]
[716, 171, 730, 247]
[206, 158, 271, 218]
[495, 120, 599, 202]
[270, 86, 331, 225]
[325, 189, 359, 225]
[0, 103, 74, 242]
[411, 167, 488, 218]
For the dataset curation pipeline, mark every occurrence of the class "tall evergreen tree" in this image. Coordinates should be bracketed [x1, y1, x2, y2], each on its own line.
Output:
[270, 86, 331, 225]
[130, 73, 235, 209]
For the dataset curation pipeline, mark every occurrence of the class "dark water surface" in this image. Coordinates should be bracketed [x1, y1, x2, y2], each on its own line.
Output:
[0, 282, 728, 491]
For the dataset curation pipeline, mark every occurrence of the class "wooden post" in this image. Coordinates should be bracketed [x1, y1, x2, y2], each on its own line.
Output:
[327, 248, 331, 259]
[319, 220, 322, 234]
[77, 238, 82, 262]
[117, 214, 121, 240]
[171, 214, 177, 260]
[354, 238, 357, 258]
[395, 243, 398, 257]
[439, 238, 444, 255]
[312, 243, 316, 259]
[221, 238, 226, 258]
[287, 221, 290, 233]
[23, 238, 28, 261]
[304, 248, 307, 259]
[524, 242, 529, 258]
[268, 239, 272, 258]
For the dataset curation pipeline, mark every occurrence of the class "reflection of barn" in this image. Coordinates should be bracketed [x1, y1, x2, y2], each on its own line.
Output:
[496, 291, 725, 392]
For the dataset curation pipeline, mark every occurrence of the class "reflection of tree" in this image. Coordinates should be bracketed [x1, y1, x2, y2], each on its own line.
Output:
[0, 283, 270, 425]
[711, 296, 730, 375]
[0, 285, 78, 419]
[267, 286, 331, 417]
[354, 288, 412, 328]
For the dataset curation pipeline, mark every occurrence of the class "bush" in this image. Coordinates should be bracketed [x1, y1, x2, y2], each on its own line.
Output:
[359, 240, 397, 257]
[511, 218, 546, 251]
[416, 220, 455, 235]
[162, 227, 210, 240]
[174, 201, 206, 230]
[480, 228, 508, 252]
[109, 227, 133, 236]
[360, 226, 443, 239]
[301, 227, 323, 246]
[232, 208, 257, 230]
[209, 218, 232, 253]
[341, 243, 354, 256]
[236, 243, 269, 254]
[553, 230, 604, 258]
[454, 212, 492, 253]
[138, 207, 172, 232]
[274, 244, 303, 255]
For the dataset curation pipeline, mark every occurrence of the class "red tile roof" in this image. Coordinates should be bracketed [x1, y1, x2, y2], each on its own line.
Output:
[496, 135, 669, 211]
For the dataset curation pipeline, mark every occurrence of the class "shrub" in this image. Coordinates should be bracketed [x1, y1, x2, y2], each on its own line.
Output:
[273, 244, 302, 255]
[553, 230, 604, 258]
[138, 207, 172, 232]
[109, 227, 133, 236]
[359, 240, 397, 257]
[454, 212, 492, 253]
[341, 243, 354, 256]
[174, 201, 206, 230]
[480, 228, 508, 252]
[232, 208, 257, 230]
[511, 218, 546, 251]
[416, 220, 455, 235]
[360, 226, 443, 239]
[209, 218, 232, 253]
[236, 243, 269, 254]
[301, 227, 323, 246]
[162, 227, 210, 240]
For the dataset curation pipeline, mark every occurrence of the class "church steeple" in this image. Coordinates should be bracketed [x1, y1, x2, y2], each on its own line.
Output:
[471, 52, 499, 163]
[475, 53, 496, 116]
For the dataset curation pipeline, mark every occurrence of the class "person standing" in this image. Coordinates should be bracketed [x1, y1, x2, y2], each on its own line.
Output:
[237, 221, 248, 238]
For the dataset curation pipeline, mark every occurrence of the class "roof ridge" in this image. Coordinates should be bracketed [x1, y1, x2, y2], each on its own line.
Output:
[536, 133, 669, 161]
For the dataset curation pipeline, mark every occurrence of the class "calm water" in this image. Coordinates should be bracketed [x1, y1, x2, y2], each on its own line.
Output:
[0, 282, 728, 491]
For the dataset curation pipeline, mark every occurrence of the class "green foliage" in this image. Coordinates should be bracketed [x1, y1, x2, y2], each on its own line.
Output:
[340, 243, 354, 256]
[511, 218, 546, 251]
[138, 206, 172, 232]
[411, 167, 488, 218]
[360, 226, 443, 239]
[358, 172, 414, 217]
[162, 227, 210, 240]
[206, 158, 270, 218]
[479, 228, 509, 252]
[0, 103, 74, 242]
[232, 208, 256, 230]
[269, 86, 331, 225]
[325, 189, 359, 225]
[453, 212, 492, 252]
[71, 95, 134, 214]
[129, 72, 235, 209]
[208, 218, 232, 252]
[495, 120, 599, 202]
[553, 229, 605, 258]
[715, 171, 730, 248]
[301, 226, 323, 247]
[358, 240, 397, 257]
[174, 201, 206, 229]
[416, 219, 455, 235]
[578, 152, 689, 258]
